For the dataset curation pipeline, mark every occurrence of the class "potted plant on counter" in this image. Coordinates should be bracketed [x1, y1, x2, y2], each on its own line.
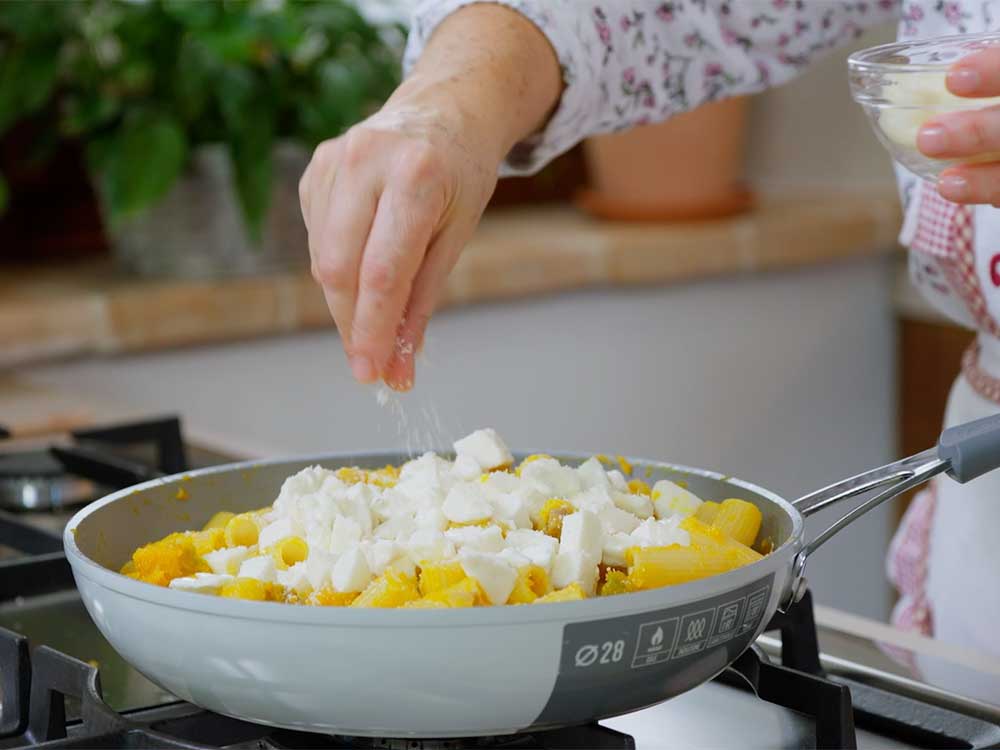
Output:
[578, 96, 753, 222]
[0, 0, 403, 278]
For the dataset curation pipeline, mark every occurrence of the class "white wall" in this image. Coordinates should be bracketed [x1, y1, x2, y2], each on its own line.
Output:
[747, 23, 898, 189]
[24, 256, 896, 618]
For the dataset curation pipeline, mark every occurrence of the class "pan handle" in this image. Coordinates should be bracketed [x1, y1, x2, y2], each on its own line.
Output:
[781, 412, 1000, 610]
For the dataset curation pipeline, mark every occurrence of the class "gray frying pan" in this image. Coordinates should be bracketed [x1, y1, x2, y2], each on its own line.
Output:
[63, 414, 1000, 738]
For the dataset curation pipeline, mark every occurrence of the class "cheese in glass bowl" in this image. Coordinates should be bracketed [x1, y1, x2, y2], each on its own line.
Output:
[848, 32, 1000, 181]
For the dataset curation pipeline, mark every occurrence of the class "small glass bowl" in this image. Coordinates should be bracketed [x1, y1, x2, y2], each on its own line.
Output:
[848, 32, 1000, 182]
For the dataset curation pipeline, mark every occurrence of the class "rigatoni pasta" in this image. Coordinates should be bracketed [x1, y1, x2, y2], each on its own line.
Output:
[120, 429, 770, 607]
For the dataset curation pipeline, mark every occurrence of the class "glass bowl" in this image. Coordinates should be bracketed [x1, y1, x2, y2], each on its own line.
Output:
[848, 32, 1000, 181]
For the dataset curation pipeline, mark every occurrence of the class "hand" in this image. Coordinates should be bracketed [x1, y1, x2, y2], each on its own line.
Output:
[917, 47, 1000, 205]
[299, 92, 500, 391]
[298, 4, 561, 391]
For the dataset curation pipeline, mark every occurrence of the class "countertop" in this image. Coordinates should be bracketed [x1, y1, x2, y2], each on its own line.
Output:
[1, 190, 902, 369]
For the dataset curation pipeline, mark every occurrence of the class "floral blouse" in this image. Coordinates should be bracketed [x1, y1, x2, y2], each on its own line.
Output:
[404, 1, 1000, 348]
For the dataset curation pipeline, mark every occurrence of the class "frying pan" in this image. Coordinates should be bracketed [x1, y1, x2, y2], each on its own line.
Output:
[63, 414, 1000, 738]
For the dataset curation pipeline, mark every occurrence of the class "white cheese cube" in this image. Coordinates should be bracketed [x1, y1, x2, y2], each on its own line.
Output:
[505, 528, 557, 554]
[490, 492, 531, 529]
[257, 518, 296, 550]
[169, 572, 234, 594]
[631, 518, 691, 548]
[559, 510, 604, 567]
[613, 490, 654, 519]
[387, 556, 417, 578]
[551, 550, 598, 596]
[306, 524, 332, 554]
[452, 454, 482, 481]
[458, 549, 517, 605]
[374, 514, 416, 541]
[305, 550, 335, 590]
[442, 484, 493, 525]
[498, 547, 532, 569]
[652, 480, 702, 520]
[521, 458, 581, 498]
[602, 532, 633, 567]
[598, 505, 641, 535]
[444, 525, 505, 554]
[237, 555, 278, 583]
[414, 507, 449, 533]
[276, 562, 312, 595]
[570, 487, 614, 513]
[453, 428, 513, 471]
[203, 545, 251, 575]
[483, 471, 519, 493]
[329, 516, 362, 553]
[576, 457, 612, 491]
[364, 540, 401, 576]
[331, 547, 372, 592]
[404, 529, 455, 565]
[607, 469, 629, 492]
[504, 529, 559, 572]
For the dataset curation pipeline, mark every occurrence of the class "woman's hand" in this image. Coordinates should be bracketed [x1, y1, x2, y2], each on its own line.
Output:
[299, 4, 561, 391]
[299, 95, 500, 391]
[917, 48, 1000, 205]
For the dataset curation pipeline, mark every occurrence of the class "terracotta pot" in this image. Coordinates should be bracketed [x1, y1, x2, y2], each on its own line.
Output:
[578, 96, 753, 222]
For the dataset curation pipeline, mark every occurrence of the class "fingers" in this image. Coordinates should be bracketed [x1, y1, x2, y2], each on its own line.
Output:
[350, 149, 443, 382]
[382, 220, 471, 391]
[917, 103, 1000, 159]
[948, 48, 1000, 97]
[938, 163, 1000, 205]
[308, 133, 380, 367]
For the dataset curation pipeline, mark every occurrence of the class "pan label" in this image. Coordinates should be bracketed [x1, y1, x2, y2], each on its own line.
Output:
[529, 573, 775, 730]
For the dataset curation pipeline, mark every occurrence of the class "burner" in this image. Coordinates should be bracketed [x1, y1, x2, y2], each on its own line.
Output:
[0, 451, 102, 512]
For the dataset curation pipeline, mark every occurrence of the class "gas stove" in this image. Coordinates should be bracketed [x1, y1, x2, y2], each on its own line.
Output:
[0, 417, 998, 749]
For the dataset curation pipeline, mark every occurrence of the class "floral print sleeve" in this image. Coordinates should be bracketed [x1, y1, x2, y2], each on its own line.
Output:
[404, 0, 900, 175]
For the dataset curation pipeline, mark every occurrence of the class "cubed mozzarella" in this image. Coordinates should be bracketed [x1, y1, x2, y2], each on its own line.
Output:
[454, 428, 513, 471]
[169, 572, 234, 594]
[442, 484, 493, 524]
[458, 549, 517, 605]
[414, 506, 449, 533]
[237, 555, 278, 583]
[598, 504, 641, 535]
[652, 480, 702, 520]
[489, 492, 531, 529]
[364, 539, 402, 576]
[404, 529, 455, 565]
[551, 550, 599, 595]
[483, 471, 519, 493]
[444, 525, 505, 554]
[504, 529, 559, 572]
[630, 518, 691, 548]
[613, 490, 654, 519]
[329, 516, 362, 553]
[607, 469, 629, 492]
[452, 454, 482, 481]
[521, 458, 582, 498]
[306, 524, 332, 554]
[602, 532, 633, 567]
[498, 547, 532, 569]
[569, 487, 615, 513]
[374, 514, 417, 541]
[331, 547, 372, 592]
[559, 510, 604, 567]
[305, 550, 335, 590]
[276, 562, 312, 595]
[203, 545, 251, 576]
[258, 518, 296, 550]
[576, 457, 612, 491]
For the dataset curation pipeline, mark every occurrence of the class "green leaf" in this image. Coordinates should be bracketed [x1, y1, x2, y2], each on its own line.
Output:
[0, 41, 60, 133]
[229, 131, 273, 243]
[96, 111, 188, 225]
[0, 173, 8, 215]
